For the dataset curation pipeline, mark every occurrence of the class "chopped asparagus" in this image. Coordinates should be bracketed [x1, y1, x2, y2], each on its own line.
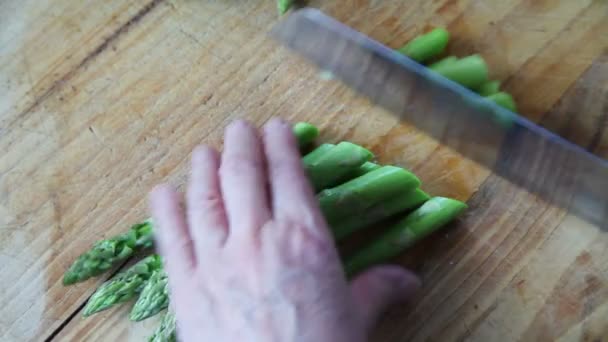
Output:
[430, 54, 489, 89]
[428, 56, 458, 70]
[398, 28, 450, 63]
[318, 165, 421, 224]
[345, 197, 467, 277]
[332, 188, 430, 240]
[83, 255, 162, 316]
[348, 161, 382, 178]
[293, 122, 319, 148]
[302, 143, 335, 166]
[130, 269, 169, 321]
[306, 141, 374, 192]
[477, 80, 501, 96]
[486, 92, 517, 112]
[63, 220, 154, 285]
[277, 0, 295, 14]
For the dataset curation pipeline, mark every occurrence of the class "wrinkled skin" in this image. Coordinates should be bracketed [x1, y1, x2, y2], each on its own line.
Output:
[150, 118, 420, 342]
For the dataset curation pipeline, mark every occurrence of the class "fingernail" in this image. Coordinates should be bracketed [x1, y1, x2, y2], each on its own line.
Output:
[227, 119, 250, 132]
[266, 117, 287, 128]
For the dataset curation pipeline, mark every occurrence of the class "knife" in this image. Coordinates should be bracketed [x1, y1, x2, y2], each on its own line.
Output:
[271, 8, 608, 229]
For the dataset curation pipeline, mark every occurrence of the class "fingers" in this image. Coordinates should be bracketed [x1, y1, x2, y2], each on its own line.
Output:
[350, 265, 420, 331]
[220, 120, 271, 238]
[187, 145, 228, 255]
[150, 185, 195, 278]
[263, 118, 325, 230]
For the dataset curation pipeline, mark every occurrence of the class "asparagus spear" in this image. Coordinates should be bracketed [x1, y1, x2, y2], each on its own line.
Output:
[293, 122, 319, 148]
[344, 197, 467, 277]
[130, 269, 169, 321]
[348, 161, 381, 178]
[63, 220, 154, 285]
[331, 188, 430, 240]
[318, 165, 421, 224]
[277, 0, 295, 14]
[149, 311, 177, 342]
[477, 80, 501, 96]
[429, 54, 489, 89]
[304, 146, 378, 185]
[302, 143, 335, 165]
[486, 92, 517, 112]
[428, 56, 458, 70]
[398, 28, 450, 63]
[83, 254, 162, 316]
[306, 141, 374, 192]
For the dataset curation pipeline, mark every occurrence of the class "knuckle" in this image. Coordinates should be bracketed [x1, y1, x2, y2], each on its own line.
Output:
[200, 193, 224, 213]
[220, 157, 263, 177]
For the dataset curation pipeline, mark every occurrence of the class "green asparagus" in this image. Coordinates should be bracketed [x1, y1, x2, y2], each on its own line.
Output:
[302, 143, 335, 165]
[306, 141, 374, 192]
[398, 28, 450, 63]
[332, 188, 430, 240]
[429, 54, 489, 89]
[277, 0, 295, 14]
[293, 122, 319, 148]
[486, 92, 517, 112]
[428, 56, 458, 70]
[130, 269, 169, 321]
[477, 80, 501, 96]
[149, 311, 177, 342]
[318, 165, 421, 224]
[63, 220, 154, 285]
[83, 254, 162, 316]
[348, 161, 381, 178]
[345, 197, 467, 277]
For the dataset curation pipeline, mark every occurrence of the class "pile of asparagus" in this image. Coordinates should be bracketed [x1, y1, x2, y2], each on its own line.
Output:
[62, 122, 466, 341]
[397, 27, 517, 112]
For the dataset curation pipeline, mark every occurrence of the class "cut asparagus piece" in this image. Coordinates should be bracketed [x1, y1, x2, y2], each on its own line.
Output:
[277, 0, 295, 14]
[130, 269, 169, 321]
[332, 188, 430, 240]
[345, 197, 467, 277]
[429, 54, 489, 89]
[477, 80, 501, 96]
[398, 28, 450, 63]
[306, 141, 374, 192]
[318, 165, 421, 224]
[83, 255, 162, 316]
[293, 122, 319, 148]
[149, 311, 177, 342]
[302, 143, 335, 166]
[63, 220, 154, 285]
[428, 56, 458, 70]
[486, 92, 517, 112]
[349, 161, 381, 178]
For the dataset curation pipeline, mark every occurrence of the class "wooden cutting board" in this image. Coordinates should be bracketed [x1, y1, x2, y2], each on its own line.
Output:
[1, 0, 607, 341]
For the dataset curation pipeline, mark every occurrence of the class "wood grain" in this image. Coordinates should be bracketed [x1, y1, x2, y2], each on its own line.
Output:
[1, 0, 607, 341]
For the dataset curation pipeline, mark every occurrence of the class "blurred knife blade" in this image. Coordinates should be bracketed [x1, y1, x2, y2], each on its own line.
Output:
[271, 8, 608, 229]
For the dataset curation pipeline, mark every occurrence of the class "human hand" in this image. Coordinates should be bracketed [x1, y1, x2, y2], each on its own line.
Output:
[149, 118, 420, 342]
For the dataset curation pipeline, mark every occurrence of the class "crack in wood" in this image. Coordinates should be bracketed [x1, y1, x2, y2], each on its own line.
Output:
[33, 1, 166, 340]
[6, 0, 166, 131]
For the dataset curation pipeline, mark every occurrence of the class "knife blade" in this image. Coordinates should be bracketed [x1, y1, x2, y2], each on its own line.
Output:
[271, 8, 608, 229]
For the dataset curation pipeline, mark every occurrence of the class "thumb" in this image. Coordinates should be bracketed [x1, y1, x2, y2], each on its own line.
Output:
[350, 265, 421, 330]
